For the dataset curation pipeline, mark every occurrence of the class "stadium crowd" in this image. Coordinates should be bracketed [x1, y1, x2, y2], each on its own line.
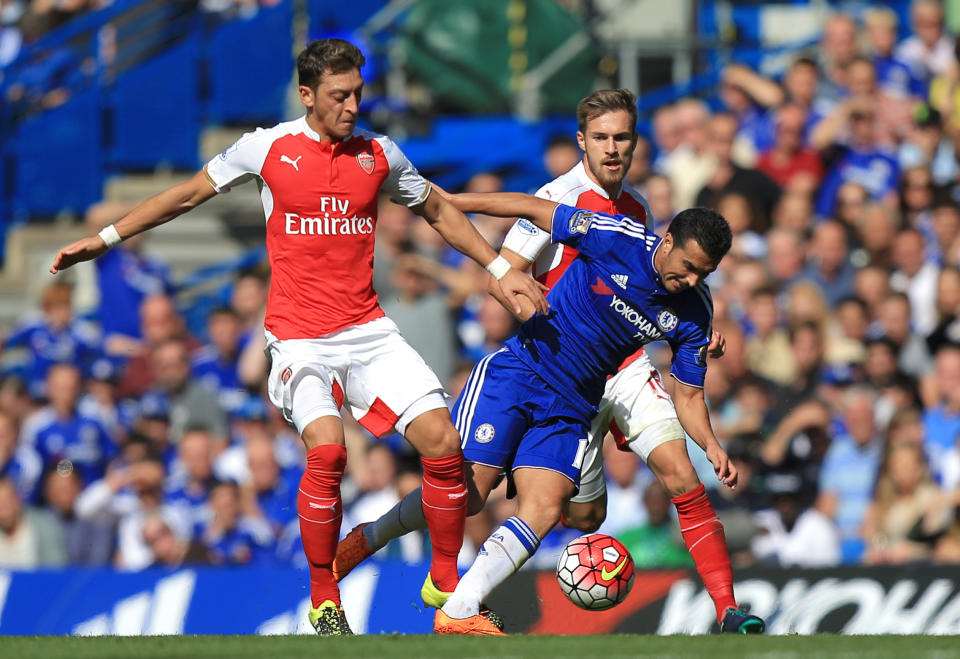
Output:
[4, 2, 960, 574]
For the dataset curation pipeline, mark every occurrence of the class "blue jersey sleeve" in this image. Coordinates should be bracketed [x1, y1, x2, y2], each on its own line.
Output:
[550, 204, 641, 260]
[4, 321, 36, 349]
[668, 286, 714, 388]
[815, 166, 843, 219]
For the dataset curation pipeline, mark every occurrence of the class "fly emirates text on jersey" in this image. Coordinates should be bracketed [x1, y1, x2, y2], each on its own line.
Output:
[284, 197, 374, 236]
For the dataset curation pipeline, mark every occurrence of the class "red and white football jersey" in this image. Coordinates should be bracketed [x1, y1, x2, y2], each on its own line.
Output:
[204, 116, 431, 340]
[502, 161, 652, 287]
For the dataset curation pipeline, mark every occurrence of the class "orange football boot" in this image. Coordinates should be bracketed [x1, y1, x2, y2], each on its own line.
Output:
[332, 522, 373, 582]
[434, 609, 507, 636]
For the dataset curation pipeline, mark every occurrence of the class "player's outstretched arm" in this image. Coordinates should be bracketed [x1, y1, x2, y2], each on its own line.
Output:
[50, 170, 217, 274]
[672, 379, 738, 489]
[413, 188, 549, 315]
[444, 191, 559, 233]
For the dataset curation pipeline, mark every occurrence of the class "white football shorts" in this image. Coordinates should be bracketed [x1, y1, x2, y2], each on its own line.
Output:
[266, 316, 446, 438]
[571, 352, 686, 504]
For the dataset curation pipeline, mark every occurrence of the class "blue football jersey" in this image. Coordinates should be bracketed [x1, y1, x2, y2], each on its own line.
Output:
[505, 204, 714, 416]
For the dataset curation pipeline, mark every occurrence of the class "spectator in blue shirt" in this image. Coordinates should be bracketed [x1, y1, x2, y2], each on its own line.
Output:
[77, 357, 125, 442]
[165, 427, 218, 538]
[21, 364, 116, 486]
[814, 96, 900, 219]
[816, 386, 884, 563]
[245, 435, 299, 534]
[922, 344, 960, 483]
[4, 282, 104, 399]
[865, 8, 926, 100]
[191, 307, 251, 419]
[202, 479, 274, 566]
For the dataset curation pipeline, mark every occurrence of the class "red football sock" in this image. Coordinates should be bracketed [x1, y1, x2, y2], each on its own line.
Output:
[298, 444, 347, 608]
[672, 483, 737, 622]
[420, 453, 467, 592]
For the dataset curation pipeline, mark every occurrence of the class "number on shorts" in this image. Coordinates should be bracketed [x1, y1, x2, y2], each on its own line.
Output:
[572, 437, 588, 469]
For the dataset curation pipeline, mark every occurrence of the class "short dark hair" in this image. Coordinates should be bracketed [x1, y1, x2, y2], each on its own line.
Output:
[208, 306, 238, 321]
[788, 320, 821, 343]
[576, 89, 638, 134]
[210, 479, 240, 496]
[750, 284, 779, 301]
[297, 39, 366, 90]
[546, 133, 577, 150]
[837, 296, 868, 314]
[666, 207, 732, 263]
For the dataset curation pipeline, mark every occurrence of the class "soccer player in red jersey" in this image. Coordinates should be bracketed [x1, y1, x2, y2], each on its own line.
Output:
[50, 39, 547, 636]
[336, 90, 763, 634]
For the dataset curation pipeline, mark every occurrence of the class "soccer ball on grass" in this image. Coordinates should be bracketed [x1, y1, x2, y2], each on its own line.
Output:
[556, 533, 635, 610]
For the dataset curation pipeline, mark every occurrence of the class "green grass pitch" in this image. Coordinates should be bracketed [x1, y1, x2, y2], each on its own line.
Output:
[3, 635, 959, 659]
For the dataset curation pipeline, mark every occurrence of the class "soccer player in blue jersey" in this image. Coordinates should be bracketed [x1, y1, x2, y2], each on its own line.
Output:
[343, 192, 759, 635]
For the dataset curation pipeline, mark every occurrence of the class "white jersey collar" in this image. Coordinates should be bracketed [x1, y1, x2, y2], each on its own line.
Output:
[298, 116, 355, 144]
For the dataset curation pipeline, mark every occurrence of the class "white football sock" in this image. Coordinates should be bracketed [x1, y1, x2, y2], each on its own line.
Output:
[441, 516, 540, 619]
[363, 486, 427, 550]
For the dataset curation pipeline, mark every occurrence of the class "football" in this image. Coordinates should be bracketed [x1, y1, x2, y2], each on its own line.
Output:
[556, 533, 635, 610]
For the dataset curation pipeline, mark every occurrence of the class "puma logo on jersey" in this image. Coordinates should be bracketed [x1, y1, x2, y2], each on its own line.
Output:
[308, 501, 336, 511]
[448, 490, 468, 500]
[280, 154, 302, 171]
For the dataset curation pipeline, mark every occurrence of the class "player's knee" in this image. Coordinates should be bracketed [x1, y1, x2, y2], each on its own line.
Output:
[658, 462, 701, 498]
[563, 502, 606, 533]
[420, 422, 462, 458]
[299, 416, 344, 450]
[434, 424, 462, 457]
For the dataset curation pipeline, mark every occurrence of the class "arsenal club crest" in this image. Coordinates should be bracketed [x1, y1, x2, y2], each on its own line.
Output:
[357, 152, 375, 174]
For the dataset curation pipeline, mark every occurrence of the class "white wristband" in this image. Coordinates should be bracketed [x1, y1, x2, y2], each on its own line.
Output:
[98, 224, 122, 248]
[485, 255, 512, 280]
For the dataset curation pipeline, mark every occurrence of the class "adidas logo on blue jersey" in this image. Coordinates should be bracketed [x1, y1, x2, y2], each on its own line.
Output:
[611, 274, 629, 289]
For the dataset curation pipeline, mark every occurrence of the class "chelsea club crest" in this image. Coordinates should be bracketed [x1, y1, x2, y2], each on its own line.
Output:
[656, 308, 678, 332]
[474, 423, 496, 443]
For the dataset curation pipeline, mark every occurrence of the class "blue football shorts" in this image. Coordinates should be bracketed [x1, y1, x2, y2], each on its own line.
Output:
[452, 348, 591, 487]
